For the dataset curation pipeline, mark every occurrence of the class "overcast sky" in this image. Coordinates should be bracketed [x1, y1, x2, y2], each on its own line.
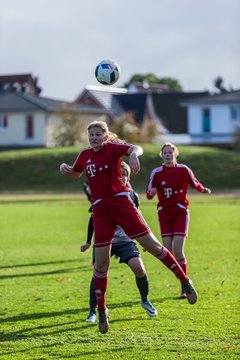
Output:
[0, 0, 239, 100]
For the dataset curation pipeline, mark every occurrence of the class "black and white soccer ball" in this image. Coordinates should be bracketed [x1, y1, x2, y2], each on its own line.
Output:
[95, 60, 120, 85]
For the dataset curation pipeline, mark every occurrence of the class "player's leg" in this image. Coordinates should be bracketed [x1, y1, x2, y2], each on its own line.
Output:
[93, 204, 116, 334]
[127, 256, 158, 317]
[136, 233, 198, 304]
[112, 197, 197, 305]
[94, 245, 111, 334]
[85, 276, 97, 323]
[162, 236, 174, 253]
[85, 248, 97, 322]
[173, 206, 190, 298]
[173, 236, 188, 298]
[112, 242, 149, 302]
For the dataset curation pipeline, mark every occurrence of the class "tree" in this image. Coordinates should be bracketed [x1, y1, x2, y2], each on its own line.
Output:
[110, 113, 140, 143]
[110, 113, 158, 143]
[124, 73, 183, 92]
[52, 113, 87, 146]
[214, 76, 228, 93]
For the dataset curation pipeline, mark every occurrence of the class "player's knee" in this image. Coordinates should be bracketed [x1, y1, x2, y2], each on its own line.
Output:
[94, 262, 109, 273]
[135, 268, 146, 277]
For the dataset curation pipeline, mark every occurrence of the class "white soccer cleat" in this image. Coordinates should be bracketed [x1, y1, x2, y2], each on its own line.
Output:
[85, 311, 97, 323]
[141, 300, 158, 317]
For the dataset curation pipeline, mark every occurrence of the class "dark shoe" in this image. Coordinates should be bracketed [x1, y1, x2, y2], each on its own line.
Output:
[182, 279, 198, 304]
[98, 308, 109, 334]
[180, 283, 187, 299]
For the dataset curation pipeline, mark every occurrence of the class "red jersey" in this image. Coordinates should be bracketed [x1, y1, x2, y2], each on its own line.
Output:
[73, 142, 131, 203]
[146, 163, 204, 208]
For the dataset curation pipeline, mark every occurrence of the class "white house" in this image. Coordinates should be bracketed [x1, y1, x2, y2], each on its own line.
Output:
[0, 92, 108, 148]
[181, 90, 240, 146]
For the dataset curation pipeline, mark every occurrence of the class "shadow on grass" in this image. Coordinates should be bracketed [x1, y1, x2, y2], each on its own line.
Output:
[0, 295, 184, 324]
[0, 265, 89, 280]
[0, 308, 83, 324]
[0, 258, 81, 269]
[0, 340, 134, 358]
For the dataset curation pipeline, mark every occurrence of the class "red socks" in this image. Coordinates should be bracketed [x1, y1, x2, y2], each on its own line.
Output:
[155, 247, 187, 283]
[177, 257, 188, 276]
[94, 269, 108, 310]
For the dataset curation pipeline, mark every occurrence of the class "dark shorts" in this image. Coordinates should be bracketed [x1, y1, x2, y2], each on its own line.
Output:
[111, 241, 140, 264]
[92, 241, 140, 264]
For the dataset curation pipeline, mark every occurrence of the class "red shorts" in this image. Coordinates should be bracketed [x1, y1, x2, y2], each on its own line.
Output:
[158, 204, 190, 238]
[92, 195, 151, 247]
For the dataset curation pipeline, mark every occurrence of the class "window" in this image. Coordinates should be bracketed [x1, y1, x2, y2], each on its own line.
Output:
[202, 108, 211, 133]
[26, 114, 34, 138]
[0, 114, 8, 128]
[230, 106, 238, 121]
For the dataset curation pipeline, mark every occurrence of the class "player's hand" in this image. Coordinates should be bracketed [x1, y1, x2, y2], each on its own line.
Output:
[149, 188, 157, 197]
[129, 153, 140, 174]
[202, 187, 211, 194]
[60, 163, 72, 175]
[60, 163, 81, 179]
[80, 243, 91, 252]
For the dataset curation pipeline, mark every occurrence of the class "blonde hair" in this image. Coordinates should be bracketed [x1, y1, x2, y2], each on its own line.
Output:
[160, 142, 179, 158]
[121, 161, 131, 178]
[87, 120, 125, 143]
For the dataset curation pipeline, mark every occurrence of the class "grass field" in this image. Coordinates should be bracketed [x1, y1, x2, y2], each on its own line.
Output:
[0, 194, 239, 359]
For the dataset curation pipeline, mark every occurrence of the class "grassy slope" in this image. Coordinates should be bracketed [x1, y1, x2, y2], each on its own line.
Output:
[0, 145, 240, 192]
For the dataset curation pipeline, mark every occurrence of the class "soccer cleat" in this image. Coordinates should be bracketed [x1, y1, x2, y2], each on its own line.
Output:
[180, 283, 187, 299]
[182, 279, 198, 304]
[141, 300, 158, 317]
[85, 311, 97, 323]
[98, 307, 109, 334]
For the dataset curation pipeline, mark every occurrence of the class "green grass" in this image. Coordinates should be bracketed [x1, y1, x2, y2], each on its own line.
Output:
[0, 194, 239, 359]
[0, 145, 240, 192]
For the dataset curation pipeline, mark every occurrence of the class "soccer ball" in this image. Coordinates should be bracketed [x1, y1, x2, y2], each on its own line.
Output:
[95, 60, 120, 85]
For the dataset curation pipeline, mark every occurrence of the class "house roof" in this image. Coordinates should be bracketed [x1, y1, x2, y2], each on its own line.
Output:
[75, 85, 127, 109]
[181, 90, 240, 106]
[0, 73, 34, 86]
[111, 91, 209, 133]
[112, 93, 148, 125]
[128, 81, 170, 93]
[152, 92, 209, 133]
[0, 92, 107, 114]
[0, 73, 39, 95]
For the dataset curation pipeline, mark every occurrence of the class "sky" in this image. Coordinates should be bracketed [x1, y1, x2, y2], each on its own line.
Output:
[0, 0, 239, 101]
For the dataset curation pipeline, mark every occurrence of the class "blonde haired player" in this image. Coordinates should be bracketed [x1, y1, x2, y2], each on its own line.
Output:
[60, 121, 199, 334]
[81, 161, 157, 323]
[146, 142, 211, 298]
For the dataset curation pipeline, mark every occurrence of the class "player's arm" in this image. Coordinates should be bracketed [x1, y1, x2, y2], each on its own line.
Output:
[83, 181, 91, 201]
[127, 145, 143, 174]
[146, 170, 157, 199]
[133, 191, 140, 208]
[187, 167, 211, 194]
[60, 163, 82, 179]
[80, 215, 94, 252]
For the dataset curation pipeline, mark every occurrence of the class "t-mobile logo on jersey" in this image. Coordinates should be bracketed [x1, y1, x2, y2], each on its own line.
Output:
[87, 164, 96, 177]
[164, 187, 173, 198]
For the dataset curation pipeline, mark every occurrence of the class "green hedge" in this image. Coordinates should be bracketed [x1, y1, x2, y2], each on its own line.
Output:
[0, 145, 240, 192]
